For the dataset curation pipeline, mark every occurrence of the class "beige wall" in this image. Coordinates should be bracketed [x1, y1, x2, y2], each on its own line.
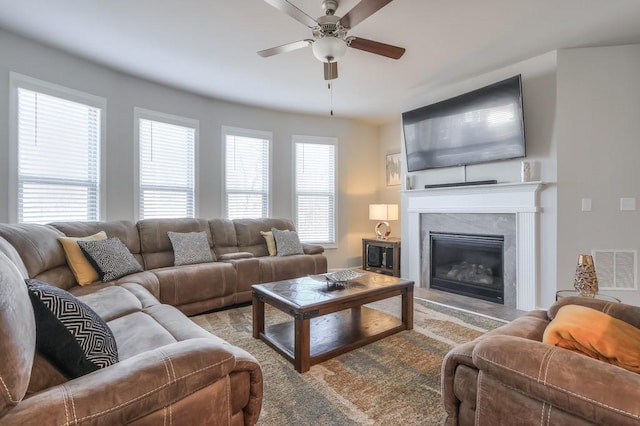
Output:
[556, 44, 640, 305]
[400, 51, 559, 308]
[374, 120, 403, 239]
[398, 44, 640, 308]
[0, 29, 379, 269]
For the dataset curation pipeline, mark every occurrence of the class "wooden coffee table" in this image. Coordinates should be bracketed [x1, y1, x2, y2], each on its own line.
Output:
[252, 271, 414, 373]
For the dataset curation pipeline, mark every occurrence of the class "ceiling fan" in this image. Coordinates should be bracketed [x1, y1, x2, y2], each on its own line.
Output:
[258, 0, 406, 81]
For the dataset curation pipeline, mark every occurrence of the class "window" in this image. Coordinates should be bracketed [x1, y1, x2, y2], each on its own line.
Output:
[136, 108, 197, 219]
[223, 127, 270, 219]
[294, 136, 336, 245]
[11, 73, 105, 224]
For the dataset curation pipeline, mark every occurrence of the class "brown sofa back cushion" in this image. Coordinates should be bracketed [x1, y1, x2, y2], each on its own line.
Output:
[51, 220, 142, 263]
[0, 236, 28, 279]
[231, 218, 296, 257]
[46, 221, 141, 288]
[208, 218, 238, 258]
[0, 224, 76, 289]
[0, 251, 36, 417]
[137, 218, 214, 270]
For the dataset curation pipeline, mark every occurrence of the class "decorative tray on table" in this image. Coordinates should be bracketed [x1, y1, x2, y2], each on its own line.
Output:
[313, 269, 365, 290]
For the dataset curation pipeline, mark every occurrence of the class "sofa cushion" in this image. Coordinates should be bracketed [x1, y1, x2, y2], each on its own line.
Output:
[78, 237, 143, 281]
[152, 262, 237, 309]
[168, 231, 214, 266]
[258, 254, 326, 283]
[138, 218, 214, 270]
[0, 223, 73, 289]
[25, 279, 118, 379]
[0, 251, 35, 417]
[272, 228, 303, 256]
[0, 235, 29, 279]
[232, 218, 295, 257]
[57, 231, 107, 285]
[50, 220, 143, 268]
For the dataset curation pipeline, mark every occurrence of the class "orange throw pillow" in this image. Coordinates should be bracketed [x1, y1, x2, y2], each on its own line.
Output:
[58, 231, 107, 285]
[543, 304, 640, 373]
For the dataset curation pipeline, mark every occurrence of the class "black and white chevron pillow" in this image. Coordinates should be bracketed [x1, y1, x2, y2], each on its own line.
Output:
[25, 279, 118, 378]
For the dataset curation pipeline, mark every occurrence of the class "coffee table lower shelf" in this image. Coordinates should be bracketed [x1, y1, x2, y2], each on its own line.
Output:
[258, 306, 403, 371]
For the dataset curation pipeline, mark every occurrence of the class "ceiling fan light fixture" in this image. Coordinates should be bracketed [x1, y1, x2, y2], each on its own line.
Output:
[312, 36, 347, 62]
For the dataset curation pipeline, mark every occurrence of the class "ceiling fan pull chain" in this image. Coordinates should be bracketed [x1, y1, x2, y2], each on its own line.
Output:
[329, 66, 334, 116]
[330, 83, 333, 116]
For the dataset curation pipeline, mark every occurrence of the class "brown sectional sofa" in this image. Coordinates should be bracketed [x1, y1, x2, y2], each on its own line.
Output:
[0, 217, 327, 425]
[442, 296, 640, 425]
[0, 217, 326, 315]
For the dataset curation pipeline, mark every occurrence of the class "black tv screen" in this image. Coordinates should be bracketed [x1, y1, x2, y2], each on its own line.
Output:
[402, 75, 525, 172]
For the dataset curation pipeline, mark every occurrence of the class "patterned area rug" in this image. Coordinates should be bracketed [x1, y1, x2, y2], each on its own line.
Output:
[191, 297, 505, 425]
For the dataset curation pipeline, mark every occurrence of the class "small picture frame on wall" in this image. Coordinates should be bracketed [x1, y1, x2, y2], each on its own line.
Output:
[386, 153, 401, 186]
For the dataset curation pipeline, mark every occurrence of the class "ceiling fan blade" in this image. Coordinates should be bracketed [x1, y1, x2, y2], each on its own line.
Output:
[324, 62, 338, 80]
[257, 39, 313, 57]
[348, 37, 405, 59]
[340, 0, 393, 29]
[264, 0, 318, 28]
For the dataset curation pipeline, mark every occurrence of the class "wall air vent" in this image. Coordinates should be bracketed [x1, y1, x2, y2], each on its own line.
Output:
[592, 250, 637, 290]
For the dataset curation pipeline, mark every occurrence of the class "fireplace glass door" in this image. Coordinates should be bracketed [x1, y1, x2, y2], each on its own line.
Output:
[430, 232, 504, 303]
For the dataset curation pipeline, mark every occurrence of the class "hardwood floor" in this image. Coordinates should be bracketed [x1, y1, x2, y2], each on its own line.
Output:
[415, 287, 527, 322]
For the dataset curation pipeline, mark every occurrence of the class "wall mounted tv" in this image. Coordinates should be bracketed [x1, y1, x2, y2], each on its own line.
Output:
[402, 75, 525, 172]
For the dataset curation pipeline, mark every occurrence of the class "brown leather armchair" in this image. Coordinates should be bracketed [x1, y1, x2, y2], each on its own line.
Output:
[442, 297, 640, 425]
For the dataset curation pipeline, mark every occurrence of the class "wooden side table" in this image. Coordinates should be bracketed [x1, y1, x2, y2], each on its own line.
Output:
[362, 238, 401, 277]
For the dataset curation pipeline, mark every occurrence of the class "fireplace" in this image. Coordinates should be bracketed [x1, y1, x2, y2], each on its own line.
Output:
[430, 232, 504, 304]
[403, 182, 543, 311]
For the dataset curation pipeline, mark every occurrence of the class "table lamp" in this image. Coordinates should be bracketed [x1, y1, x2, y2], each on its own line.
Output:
[369, 204, 398, 240]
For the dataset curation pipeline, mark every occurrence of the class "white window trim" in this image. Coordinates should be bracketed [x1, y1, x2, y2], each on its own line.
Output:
[133, 107, 200, 220]
[221, 125, 272, 218]
[292, 135, 338, 248]
[9, 72, 107, 223]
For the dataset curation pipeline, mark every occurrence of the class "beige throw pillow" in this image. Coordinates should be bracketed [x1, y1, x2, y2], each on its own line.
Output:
[58, 231, 107, 286]
[260, 230, 278, 256]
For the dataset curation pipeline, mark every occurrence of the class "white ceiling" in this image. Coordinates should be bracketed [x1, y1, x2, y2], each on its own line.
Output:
[2, 0, 640, 124]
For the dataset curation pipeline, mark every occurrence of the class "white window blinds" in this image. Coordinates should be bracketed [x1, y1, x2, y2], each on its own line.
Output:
[138, 116, 196, 219]
[294, 136, 336, 244]
[17, 88, 101, 224]
[224, 129, 270, 219]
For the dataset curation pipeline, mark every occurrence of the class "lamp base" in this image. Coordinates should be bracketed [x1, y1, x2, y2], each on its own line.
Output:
[374, 221, 391, 240]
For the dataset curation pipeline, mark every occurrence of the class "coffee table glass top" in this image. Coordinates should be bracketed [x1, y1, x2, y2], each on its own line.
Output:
[252, 271, 411, 308]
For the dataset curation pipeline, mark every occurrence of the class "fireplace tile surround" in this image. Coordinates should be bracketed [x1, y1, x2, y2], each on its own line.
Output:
[424, 214, 516, 306]
[402, 182, 543, 311]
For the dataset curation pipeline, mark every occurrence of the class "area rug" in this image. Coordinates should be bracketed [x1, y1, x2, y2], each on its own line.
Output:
[191, 297, 506, 425]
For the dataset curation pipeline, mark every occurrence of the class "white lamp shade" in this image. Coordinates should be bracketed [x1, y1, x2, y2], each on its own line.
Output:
[312, 36, 347, 62]
[369, 204, 399, 221]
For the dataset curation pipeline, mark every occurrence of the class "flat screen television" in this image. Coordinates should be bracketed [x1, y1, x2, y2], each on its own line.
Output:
[402, 75, 526, 172]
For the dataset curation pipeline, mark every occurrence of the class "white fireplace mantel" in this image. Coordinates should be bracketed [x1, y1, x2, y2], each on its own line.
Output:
[402, 181, 543, 311]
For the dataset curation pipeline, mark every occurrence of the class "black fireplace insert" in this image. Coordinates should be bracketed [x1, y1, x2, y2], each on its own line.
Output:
[430, 232, 504, 303]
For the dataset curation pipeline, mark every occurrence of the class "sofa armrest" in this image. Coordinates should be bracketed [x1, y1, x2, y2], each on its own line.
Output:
[2, 338, 262, 425]
[442, 311, 548, 421]
[219, 252, 254, 261]
[302, 244, 324, 255]
[473, 335, 640, 425]
[222, 257, 261, 295]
